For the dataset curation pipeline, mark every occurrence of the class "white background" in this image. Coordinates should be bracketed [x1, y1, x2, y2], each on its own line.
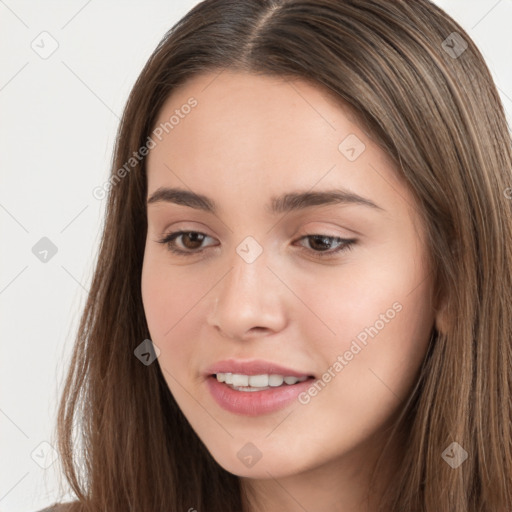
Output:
[1, 1, 511, 511]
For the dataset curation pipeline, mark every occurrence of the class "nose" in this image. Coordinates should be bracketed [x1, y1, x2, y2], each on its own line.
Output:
[206, 247, 288, 341]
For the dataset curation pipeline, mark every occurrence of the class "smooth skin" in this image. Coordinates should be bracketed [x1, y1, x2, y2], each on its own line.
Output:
[141, 70, 443, 512]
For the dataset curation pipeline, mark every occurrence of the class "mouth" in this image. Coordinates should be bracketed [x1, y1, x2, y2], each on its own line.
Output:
[209, 372, 316, 392]
[205, 372, 316, 416]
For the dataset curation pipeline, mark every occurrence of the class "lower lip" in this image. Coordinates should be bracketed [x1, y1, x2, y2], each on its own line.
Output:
[205, 375, 315, 416]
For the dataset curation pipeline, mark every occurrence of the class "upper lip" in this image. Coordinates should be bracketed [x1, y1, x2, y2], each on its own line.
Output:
[204, 359, 314, 378]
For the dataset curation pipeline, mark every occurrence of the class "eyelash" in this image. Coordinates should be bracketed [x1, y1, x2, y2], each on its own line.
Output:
[156, 230, 356, 259]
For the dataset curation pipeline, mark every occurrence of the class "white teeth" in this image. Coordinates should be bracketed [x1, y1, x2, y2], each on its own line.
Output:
[215, 372, 309, 390]
[231, 374, 249, 387]
[268, 374, 284, 386]
[249, 374, 269, 387]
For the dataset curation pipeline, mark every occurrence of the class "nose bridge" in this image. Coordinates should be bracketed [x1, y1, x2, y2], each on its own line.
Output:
[208, 236, 287, 338]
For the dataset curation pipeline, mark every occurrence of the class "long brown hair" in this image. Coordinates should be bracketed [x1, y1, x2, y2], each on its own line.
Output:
[51, 1, 512, 510]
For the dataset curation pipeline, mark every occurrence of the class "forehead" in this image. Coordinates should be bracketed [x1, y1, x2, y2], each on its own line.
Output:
[146, 69, 413, 220]
[150, 69, 361, 155]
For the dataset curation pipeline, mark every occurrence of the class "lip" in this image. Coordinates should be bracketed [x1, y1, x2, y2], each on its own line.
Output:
[203, 358, 314, 378]
[206, 375, 315, 416]
[203, 358, 316, 416]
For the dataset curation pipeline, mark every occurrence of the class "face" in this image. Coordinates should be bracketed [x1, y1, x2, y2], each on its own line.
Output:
[141, 70, 437, 481]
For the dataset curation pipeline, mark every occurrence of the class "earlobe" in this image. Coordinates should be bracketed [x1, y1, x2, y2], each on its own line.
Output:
[434, 297, 450, 335]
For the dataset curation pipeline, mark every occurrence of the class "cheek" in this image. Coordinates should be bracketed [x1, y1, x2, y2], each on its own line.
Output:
[287, 259, 426, 351]
[289, 287, 433, 457]
[141, 250, 202, 337]
[290, 242, 434, 405]
[141, 251, 218, 377]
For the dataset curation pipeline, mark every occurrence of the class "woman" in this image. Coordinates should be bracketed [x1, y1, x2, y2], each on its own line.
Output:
[43, 0, 512, 510]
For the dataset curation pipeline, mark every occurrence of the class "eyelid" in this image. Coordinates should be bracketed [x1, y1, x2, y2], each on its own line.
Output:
[158, 220, 217, 236]
[296, 221, 358, 239]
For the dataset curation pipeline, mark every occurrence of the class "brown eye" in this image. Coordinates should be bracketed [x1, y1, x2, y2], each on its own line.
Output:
[180, 232, 206, 250]
[156, 231, 356, 259]
[306, 235, 335, 251]
[295, 234, 357, 258]
[157, 230, 216, 255]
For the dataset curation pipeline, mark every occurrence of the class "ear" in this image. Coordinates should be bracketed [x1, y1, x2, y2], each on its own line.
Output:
[434, 293, 450, 335]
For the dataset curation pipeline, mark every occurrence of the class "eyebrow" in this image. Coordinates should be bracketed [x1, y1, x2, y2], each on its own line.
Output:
[146, 187, 384, 214]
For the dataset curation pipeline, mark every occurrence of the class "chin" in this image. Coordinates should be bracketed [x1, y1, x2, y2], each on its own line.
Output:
[206, 441, 315, 479]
